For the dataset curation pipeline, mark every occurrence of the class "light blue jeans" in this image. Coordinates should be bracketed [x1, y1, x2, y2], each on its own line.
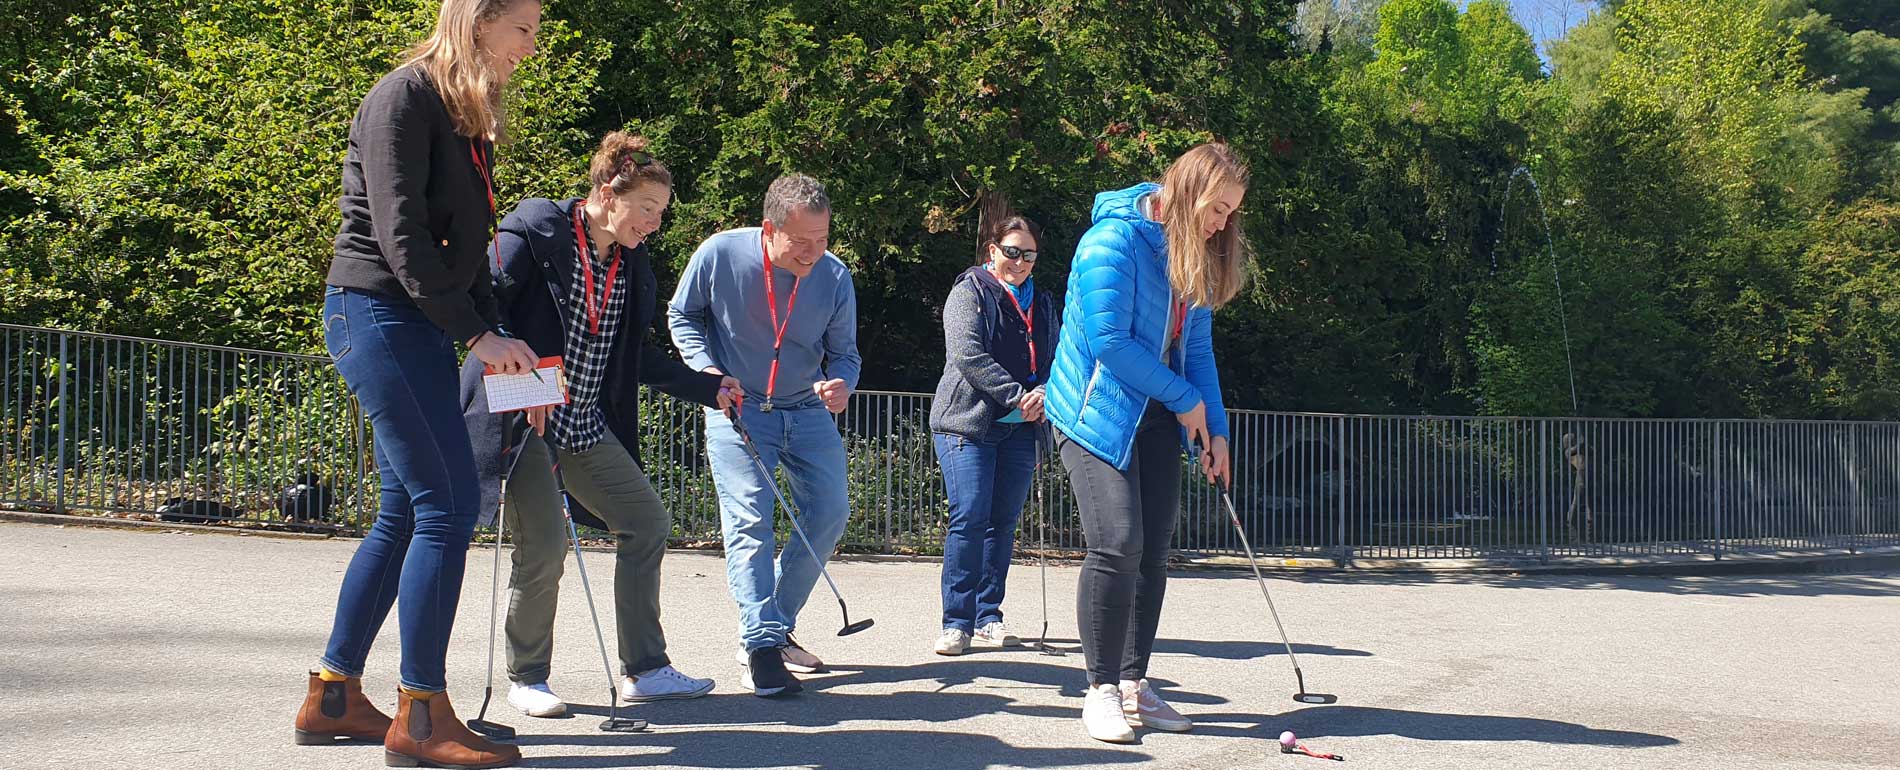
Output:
[704, 404, 851, 651]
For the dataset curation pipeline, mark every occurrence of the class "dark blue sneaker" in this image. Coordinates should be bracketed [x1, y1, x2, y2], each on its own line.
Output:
[742, 646, 802, 697]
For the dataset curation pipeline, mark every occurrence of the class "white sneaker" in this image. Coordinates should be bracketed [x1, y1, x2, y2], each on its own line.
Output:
[973, 621, 1021, 647]
[507, 682, 567, 718]
[933, 628, 971, 656]
[1083, 683, 1137, 743]
[735, 636, 825, 673]
[1121, 678, 1192, 732]
[620, 665, 714, 702]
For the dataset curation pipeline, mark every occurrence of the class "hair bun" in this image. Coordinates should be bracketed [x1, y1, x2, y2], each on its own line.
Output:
[588, 130, 672, 196]
[599, 130, 650, 161]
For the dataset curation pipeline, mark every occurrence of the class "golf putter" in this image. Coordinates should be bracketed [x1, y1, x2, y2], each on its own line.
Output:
[553, 466, 648, 733]
[1033, 422, 1062, 656]
[1214, 481, 1337, 705]
[468, 437, 533, 741]
[723, 405, 874, 636]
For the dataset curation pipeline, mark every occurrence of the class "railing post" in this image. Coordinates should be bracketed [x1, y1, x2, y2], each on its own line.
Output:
[1539, 419, 1549, 564]
[1712, 421, 1723, 560]
[882, 395, 893, 554]
[1335, 415, 1348, 562]
[54, 332, 69, 514]
[1849, 423, 1860, 555]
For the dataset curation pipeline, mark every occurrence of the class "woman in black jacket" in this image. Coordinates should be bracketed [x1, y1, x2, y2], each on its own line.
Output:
[457, 133, 740, 717]
[926, 201, 1058, 656]
[295, 2, 537, 767]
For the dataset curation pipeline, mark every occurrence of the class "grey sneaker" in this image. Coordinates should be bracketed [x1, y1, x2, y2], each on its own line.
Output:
[1121, 678, 1192, 732]
[933, 628, 971, 656]
[732, 637, 823, 674]
[973, 621, 1021, 647]
[780, 634, 825, 673]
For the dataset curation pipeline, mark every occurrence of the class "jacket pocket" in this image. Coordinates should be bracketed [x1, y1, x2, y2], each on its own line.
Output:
[1077, 362, 1103, 424]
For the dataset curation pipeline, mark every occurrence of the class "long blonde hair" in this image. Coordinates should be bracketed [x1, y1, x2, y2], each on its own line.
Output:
[1155, 143, 1251, 308]
[402, 0, 527, 140]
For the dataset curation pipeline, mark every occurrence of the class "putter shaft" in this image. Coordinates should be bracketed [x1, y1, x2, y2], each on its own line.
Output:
[1218, 486, 1336, 704]
[723, 407, 871, 635]
[555, 466, 650, 732]
[470, 440, 531, 739]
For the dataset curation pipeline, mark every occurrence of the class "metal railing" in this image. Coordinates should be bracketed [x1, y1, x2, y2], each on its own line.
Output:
[1, 324, 373, 532]
[5, 323, 1897, 560]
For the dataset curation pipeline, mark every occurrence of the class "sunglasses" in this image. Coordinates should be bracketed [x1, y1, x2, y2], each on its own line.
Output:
[996, 244, 1039, 263]
[621, 151, 655, 171]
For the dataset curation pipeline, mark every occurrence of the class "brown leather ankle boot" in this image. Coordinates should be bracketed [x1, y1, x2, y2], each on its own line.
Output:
[293, 671, 393, 744]
[383, 689, 520, 769]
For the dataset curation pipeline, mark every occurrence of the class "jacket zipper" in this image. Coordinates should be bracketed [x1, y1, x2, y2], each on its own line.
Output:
[1081, 362, 1102, 410]
[1121, 289, 1173, 460]
[1104, 269, 1178, 462]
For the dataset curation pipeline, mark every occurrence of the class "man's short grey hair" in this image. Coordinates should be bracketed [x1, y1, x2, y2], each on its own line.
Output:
[763, 174, 831, 225]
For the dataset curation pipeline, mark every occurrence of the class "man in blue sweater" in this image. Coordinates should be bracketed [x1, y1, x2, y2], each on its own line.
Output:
[668, 174, 861, 697]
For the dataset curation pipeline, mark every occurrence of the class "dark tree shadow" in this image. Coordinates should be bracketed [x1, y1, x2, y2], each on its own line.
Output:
[1193, 705, 1679, 748]
[515, 727, 1149, 769]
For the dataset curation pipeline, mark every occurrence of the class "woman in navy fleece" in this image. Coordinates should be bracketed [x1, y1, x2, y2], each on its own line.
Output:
[927, 199, 1059, 656]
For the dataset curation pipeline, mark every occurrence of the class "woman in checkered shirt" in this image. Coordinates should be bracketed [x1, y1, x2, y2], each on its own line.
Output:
[458, 132, 741, 716]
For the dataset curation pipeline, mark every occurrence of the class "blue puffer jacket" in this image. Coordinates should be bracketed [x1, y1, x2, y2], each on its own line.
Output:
[1046, 182, 1229, 471]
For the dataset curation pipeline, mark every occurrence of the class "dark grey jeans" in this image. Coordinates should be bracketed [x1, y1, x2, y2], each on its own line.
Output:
[504, 431, 672, 683]
[1058, 404, 1181, 686]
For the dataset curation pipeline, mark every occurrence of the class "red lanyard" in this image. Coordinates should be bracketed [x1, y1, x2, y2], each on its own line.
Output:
[1172, 300, 1188, 342]
[761, 237, 802, 404]
[570, 207, 623, 335]
[469, 140, 499, 269]
[989, 267, 1036, 378]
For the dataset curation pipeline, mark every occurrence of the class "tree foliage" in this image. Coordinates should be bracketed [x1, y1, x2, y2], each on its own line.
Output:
[3, 0, 1897, 419]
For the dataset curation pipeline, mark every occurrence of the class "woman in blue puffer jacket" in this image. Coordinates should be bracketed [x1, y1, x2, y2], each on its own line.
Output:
[1045, 143, 1248, 743]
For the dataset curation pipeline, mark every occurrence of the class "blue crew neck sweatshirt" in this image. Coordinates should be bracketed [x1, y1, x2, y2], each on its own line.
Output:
[667, 227, 861, 410]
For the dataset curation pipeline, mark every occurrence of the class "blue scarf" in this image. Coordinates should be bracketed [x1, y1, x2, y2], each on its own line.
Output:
[1004, 277, 1033, 311]
[990, 271, 1038, 420]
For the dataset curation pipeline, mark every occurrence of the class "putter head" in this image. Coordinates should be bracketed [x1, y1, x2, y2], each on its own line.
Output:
[837, 618, 875, 636]
[466, 719, 516, 740]
[601, 689, 649, 732]
[1035, 623, 1064, 656]
[599, 717, 648, 733]
[1294, 692, 1339, 705]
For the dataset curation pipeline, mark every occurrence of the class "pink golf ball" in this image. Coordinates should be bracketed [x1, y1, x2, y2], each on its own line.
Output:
[1279, 730, 1297, 748]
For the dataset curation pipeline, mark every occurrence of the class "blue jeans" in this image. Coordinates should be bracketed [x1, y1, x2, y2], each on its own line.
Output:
[318, 286, 481, 692]
[704, 404, 851, 651]
[934, 427, 1039, 633]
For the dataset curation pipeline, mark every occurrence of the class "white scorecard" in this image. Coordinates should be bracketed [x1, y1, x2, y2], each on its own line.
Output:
[484, 357, 568, 413]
